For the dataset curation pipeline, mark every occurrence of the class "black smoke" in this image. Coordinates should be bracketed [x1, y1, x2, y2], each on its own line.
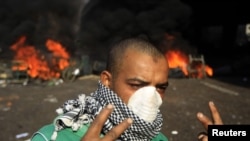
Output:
[0, 0, 193, 60]
[78, 0, 193, 60]
[0, 0, 87, 57]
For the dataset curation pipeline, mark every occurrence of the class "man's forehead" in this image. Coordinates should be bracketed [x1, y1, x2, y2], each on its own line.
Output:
[123, 49, 151, 59]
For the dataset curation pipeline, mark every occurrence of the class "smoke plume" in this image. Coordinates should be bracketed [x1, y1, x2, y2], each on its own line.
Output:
[0, 0, 192, 60]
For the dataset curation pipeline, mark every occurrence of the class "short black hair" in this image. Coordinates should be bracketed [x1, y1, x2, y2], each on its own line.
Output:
[106, 38, 165, 76]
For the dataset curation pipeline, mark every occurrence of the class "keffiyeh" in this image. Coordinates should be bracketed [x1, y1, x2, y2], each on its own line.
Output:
[51, 81, 163, 141]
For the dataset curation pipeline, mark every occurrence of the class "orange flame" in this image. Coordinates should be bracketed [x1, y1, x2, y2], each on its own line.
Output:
[205, 65, 213, 76]
[165, 50, 213, 78]
[166, 50, 189, 75]
[10, 36, 70, 80]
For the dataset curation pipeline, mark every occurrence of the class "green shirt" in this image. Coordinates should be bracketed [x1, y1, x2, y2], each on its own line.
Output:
[31, 124, 168, 141]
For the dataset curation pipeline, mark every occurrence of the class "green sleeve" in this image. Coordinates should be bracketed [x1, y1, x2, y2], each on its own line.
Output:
[152, 132, 168, 141]
[31, 124, 167, 141]
[31, 124, 55, 141]
[31, 123, 90, 141]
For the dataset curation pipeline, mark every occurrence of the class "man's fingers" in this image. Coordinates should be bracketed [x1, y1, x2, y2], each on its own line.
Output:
[198, 133, 208, 141]
[102, 118, 133, 141]
[197, 101, 223, 130]
[197, 112, 213, 130]
[196, 101, 223, 141]
[81, 104, 133, 141]
[208, 101, 223, 125]
[86, 104, 114, 137]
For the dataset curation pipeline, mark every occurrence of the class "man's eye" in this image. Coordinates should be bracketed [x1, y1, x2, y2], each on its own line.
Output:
[130, 84, 143, 89]
[156, 86, 167, 93]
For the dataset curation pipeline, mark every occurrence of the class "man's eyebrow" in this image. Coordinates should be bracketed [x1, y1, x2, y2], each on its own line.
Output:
[126, 78, 149, 85]
[126, 78, 168, 86]
[157, 82, 169, 87]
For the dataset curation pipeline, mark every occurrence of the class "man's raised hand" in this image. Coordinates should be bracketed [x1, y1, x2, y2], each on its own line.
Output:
[196, 101, 223, 141]
[81, 104, 133, 141]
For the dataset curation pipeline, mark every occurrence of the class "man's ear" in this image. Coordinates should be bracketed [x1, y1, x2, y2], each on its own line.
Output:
[100, 70, 112, 88]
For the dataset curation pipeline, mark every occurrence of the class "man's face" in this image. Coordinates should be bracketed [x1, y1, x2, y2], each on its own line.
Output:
[109, 49, 169, 104]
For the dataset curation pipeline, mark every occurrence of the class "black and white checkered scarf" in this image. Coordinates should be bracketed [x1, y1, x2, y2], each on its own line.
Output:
[52, 81, 163, 141]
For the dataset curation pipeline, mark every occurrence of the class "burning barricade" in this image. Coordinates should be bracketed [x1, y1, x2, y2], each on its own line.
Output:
[166, 50, 213, 79]
[0, 36, 105, 86]
[0, 36, 73, 86]
[10, 36, 70, 81]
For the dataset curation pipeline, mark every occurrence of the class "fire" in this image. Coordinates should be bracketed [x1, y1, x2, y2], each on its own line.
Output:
[10, 36, 70, 80]
[165, 50, 213, 78]
[205, 65, 213, 76]
[166, 50, 189, 75]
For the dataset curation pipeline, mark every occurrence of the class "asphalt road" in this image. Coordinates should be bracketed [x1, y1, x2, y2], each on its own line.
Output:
[0, 75, 250, 141]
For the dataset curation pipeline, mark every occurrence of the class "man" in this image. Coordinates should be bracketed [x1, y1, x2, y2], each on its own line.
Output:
[31, 38, 222, 141]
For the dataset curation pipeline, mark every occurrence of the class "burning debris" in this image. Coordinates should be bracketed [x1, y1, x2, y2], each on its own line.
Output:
[160, 32, 213, 79]
[187, 54, 213, 78]
[166, 50, 212, 79]
[10, 36, 70, 80]
[0, 35, 73, 86]
[0, 35, 106, 86]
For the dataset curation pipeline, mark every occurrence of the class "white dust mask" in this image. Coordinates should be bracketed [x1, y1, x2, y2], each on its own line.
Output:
[127, 86, 162, 123]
